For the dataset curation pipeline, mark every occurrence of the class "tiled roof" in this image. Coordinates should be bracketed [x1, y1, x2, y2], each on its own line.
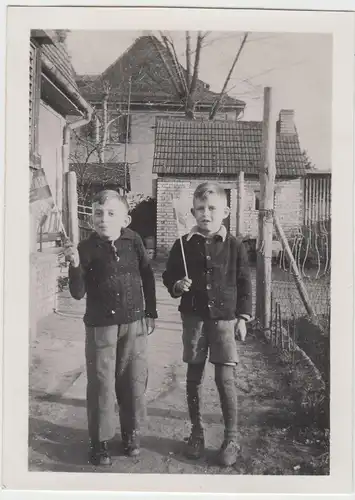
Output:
[153, 118, 306, 178]
[70, 162, 131, 190]
[76, 36, 245, 112]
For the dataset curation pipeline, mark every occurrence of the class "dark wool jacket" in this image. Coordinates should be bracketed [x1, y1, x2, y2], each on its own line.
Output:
[69, 228, 157, 327]
[162, 230, 252, 320]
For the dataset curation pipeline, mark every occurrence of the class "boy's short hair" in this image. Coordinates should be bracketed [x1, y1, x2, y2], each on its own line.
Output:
[92, 189, 130, 213]
[193, 182, 227, 204]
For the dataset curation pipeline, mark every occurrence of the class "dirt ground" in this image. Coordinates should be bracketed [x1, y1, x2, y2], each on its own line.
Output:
[29, 266, 329, 475]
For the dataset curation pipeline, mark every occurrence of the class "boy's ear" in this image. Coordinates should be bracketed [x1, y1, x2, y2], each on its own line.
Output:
[125, 214, 132, 227]
[224, 206, 231, 219]
[190, 207, 195, 216]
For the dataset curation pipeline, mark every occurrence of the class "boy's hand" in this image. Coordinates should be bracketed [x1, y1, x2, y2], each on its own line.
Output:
[63, 240, 80, 267]
[174, 277, 192, 295]
[146, 317, 155, 335]
[235, 318, 247, 342]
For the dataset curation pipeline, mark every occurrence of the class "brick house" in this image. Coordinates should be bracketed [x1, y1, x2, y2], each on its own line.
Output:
[74, 35, 245, 197]
[29, 30, 93, 339]
[152, 110, 307, 258]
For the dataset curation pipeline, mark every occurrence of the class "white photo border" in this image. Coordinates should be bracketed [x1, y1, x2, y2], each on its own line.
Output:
[2, 2, 354, 498]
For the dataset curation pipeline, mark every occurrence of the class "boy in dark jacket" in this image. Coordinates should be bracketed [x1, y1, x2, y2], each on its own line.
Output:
[64, 190, 157, 466]
[163, 182, 252, 467]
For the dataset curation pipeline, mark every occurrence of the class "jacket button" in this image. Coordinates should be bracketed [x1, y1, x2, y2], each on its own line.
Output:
[206, 255, 211, 261]
[206, 284, 212, 290]
[208, 301, 214, 307]
[111, 310, 115, 315]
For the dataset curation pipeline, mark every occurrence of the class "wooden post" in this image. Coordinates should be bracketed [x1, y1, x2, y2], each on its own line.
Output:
[256, 87, 276, 329]
[237, 171, 244, 235]
[67, 171, 79, 246]
[274, 214, 316, 319]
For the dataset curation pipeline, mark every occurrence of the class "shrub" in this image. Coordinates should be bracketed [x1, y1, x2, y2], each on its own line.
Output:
[128, 194, 157, 241]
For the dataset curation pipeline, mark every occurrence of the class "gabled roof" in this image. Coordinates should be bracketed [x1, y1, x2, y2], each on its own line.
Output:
[76, 36, 245, 113]
[153, 118, 306, 178]
[70, 162, 131, 191]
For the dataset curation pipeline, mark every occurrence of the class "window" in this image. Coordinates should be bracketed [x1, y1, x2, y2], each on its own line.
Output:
[108, 114, 132, 144]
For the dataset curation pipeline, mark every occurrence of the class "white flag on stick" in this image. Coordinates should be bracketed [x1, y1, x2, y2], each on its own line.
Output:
[171, 194, 194, 279]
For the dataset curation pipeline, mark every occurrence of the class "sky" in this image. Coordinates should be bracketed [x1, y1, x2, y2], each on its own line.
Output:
[66, 30, 332, 171]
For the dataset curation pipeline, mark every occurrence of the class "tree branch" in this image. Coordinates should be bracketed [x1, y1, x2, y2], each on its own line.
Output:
[190, 32, 203, 96]
[149, 34, 182, 98]
[185, 31, 192, 89]
[160, 33, 187, 97]
[162, 33, 189, 97]
[209, 32, 248, 120]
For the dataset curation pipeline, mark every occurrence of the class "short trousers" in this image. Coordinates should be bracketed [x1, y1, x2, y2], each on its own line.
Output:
[180, 313, 239, 365]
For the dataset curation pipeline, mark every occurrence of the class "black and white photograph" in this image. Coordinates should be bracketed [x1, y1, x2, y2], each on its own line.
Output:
[2, 4, 354, 496]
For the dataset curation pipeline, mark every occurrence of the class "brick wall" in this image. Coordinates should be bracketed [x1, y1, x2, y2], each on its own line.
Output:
[29, 252, 60, 341]
[243, 177, 303, 240]
[156, 177, 238, 258]
[156, 176, 303, 257]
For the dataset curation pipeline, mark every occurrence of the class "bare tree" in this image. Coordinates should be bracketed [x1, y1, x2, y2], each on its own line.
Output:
[69, 120, 123, 204]
[88, 79, 127, 164]
[149, 31, 248, 119]
[301, 149, 316, 170]
[71, 31, 249, 201]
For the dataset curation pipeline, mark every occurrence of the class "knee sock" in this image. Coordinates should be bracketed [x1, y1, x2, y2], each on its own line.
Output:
[215, 364, 238, 441]
[186, 363, 205, 435]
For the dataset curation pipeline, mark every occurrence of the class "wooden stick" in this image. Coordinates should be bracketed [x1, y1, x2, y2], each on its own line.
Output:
[179, 235, 189, 279]
[172, 198, 189, 278]
[274, 214, 316, 319]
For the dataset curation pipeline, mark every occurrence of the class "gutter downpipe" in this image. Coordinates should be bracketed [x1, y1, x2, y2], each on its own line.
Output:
[40, 53, 94, 241]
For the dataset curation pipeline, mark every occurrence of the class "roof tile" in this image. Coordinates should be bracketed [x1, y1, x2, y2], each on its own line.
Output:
[153, 118, 306, 177]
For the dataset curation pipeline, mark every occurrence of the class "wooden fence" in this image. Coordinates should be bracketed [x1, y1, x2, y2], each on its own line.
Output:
[304, 172, 331, 226]
[78, 204, 93, 241]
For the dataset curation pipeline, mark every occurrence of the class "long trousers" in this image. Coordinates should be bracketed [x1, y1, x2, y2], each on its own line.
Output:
[85, 319, 148, 443]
